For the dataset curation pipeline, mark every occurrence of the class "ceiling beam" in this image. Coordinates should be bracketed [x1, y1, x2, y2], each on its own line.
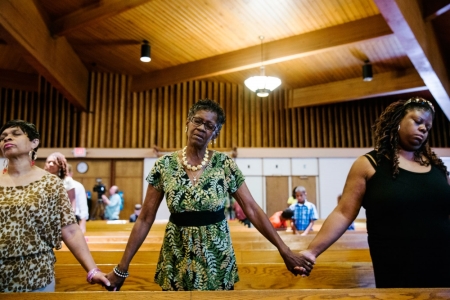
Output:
[0, 69, 39, 92]
[131, 15, 392, 92]
[0, 0, 89, 110]
[374, 0, 450, 119]
[51, 0, 153, 37]
[288, 68, 426, 108]
[422, 0, 450, 22]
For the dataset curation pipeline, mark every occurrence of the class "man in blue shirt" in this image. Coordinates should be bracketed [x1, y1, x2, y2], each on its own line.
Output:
[102, 185, 121, 220]
[289, 186, 318, 236]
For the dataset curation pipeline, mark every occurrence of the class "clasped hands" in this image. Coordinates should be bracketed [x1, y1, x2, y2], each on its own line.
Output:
[285, 249, 316, 277]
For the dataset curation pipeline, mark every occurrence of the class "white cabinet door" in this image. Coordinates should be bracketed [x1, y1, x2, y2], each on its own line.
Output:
[291, 158, 318, 176]
[263, 158, 291, 176]
[235, 158, 263, 176]
[243, 176, 265, 212]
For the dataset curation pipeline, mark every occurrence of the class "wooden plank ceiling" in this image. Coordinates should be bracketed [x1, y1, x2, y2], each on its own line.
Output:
[0, 0, 449, 118]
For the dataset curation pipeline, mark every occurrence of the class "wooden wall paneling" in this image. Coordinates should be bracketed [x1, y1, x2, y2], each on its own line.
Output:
[85, 74, 94, 147]
[112, 75, 120, 147]
[243, 89, 250, 147]
[156, 87, 164, 148]
[137, 91, 144, 148]
[265, 176, 289, 217]
[309, 107, 315, 147]
[118, 75, 126, 148]
[273, 92, 280, 147]
[321, 106, 327, 147]
[352, 104, 359, 147]
[363, 102, 370, 147]
[92, 73, 101, 147]
[142, 91, 149, 148]
[181, 83, 188, 147]
[237, 86, 244, 147]
[99, 73, 107, 147]
[130, 92, 137, 148]
[327, 106, 334, 147]
[357, 102, 363, 147]
[297, 108, 303, 148]
[230, 84, 237, 148]
[250, 92, 256, 147]
[316, 107, 322, 147]
[175, 83, 186, 149]
[279, 91, 287, 147]
[150, 90, 157, 148]
[262, 90, 269, 147]
[217, 82, 224, 148]
[267, 92, 274, 147]
[225, 83, 232, 149]
[168, 85, 174, 149]
[162, 87, 169, 149]
[283, 92, 291, 147]
[303, 107, 309, 147]
[60, 94, 66, 147]
[344, 103, 353, 148]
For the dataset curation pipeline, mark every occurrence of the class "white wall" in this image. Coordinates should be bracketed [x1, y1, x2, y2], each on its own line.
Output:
[318, 157, 365, 219]
[143, 158, 171, 221]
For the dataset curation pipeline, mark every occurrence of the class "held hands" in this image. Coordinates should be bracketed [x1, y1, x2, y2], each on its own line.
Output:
[281, 248, 315, 277]
[86, 268, 111, 287]
[295, 250, 317, 276]
[104, 265, 129, 291]
[104, 271, 126, 291]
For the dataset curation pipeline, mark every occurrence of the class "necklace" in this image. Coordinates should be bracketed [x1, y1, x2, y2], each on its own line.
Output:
[182, 146, 209, 171]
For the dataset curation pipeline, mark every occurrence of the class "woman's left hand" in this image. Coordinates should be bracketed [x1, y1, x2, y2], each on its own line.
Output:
[281, 249, 315, 276]
[90, 271, 112, 288]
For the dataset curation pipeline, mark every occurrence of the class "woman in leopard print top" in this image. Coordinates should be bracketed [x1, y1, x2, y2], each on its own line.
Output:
[0, 120, 111, 292]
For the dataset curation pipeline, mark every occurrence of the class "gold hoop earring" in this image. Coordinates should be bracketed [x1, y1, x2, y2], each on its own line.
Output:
[3, 158, 9, 174]
[29, 149, 37, 167]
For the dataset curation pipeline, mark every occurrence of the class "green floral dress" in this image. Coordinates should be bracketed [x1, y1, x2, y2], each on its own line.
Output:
[146, 151, 245, 291]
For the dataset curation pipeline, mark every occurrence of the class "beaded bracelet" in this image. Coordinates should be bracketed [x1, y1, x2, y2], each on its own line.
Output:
[113, 265, 129, 278]
[86, 267, 101, 284]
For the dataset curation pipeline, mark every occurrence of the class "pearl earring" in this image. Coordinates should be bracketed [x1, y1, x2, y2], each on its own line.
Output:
[398, 125, 401, 131]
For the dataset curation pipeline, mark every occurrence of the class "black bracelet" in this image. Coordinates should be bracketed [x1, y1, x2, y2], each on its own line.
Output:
[113, 265, 129, 278]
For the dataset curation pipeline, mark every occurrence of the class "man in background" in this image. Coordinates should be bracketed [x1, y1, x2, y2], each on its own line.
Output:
[102, 185, 121, 220]
[67, 164, 89, 233]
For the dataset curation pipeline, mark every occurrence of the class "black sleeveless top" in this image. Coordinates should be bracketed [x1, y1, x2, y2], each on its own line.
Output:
[362, 150, 450, 240]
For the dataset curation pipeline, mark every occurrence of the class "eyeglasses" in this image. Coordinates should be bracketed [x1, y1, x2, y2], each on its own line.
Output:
[190, 117, 217, 131]
[403, 97, 435, 112]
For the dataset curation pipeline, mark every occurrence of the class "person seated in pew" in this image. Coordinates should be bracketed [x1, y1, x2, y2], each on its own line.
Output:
[0, 120, 110, 292]
[104, 99, 313, 291]
[129, 204, 142, 223]
[289, 186, 318, 236]
[297, 97, 450, 288]
[269, 209, 294, 231]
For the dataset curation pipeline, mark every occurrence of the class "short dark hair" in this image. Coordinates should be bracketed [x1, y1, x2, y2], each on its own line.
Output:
[281, 209, 294, 219]
[187, 99, 226, 132]
[0, 120, 40, 152]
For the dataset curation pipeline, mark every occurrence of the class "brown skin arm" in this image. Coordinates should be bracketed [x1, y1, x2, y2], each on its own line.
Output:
[62, 223, 110, 286]
[105, 184, 164, 290]
[299, 156, 374, 264]
[233, 182, 315, 275]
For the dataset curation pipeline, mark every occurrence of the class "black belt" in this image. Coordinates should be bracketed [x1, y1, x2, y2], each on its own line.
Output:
[169, 207, 225, 227]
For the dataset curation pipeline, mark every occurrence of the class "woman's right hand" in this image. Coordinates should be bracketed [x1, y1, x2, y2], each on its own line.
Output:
[104, 271, 126, 291]
[294, 250, 316, 276]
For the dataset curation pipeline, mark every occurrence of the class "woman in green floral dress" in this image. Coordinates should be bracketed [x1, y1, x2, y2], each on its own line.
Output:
[106, 99, 314, 291]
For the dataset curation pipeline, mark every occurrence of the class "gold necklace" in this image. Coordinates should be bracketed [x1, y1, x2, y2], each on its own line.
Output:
[182, 146, 209, 171]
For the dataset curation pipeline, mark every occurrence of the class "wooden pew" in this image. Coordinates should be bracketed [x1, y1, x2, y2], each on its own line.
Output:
[52, 262, 375, 291]
[55, 249, 372, 265]
[3, 289, 449, 300]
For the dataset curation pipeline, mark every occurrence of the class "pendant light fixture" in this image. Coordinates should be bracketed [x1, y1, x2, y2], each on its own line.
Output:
[244, 36, 281, 97]
[362, 60, 373, 81]
[140, 40, 151, 62]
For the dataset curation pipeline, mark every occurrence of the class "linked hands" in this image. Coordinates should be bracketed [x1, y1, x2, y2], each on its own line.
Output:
[281, 249, 316, 276]
[104, 271, 126, 291]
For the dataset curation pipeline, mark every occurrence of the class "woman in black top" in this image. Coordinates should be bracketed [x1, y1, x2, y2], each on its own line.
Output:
[298, 97, 450, 287]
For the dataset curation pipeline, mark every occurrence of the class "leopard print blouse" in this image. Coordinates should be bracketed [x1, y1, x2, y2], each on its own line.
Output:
[0, 173, 77, 292]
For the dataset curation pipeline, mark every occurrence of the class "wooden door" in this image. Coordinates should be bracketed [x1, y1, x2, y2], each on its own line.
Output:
[114, 160, 143, 221]
[265, 176, 289, 217]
